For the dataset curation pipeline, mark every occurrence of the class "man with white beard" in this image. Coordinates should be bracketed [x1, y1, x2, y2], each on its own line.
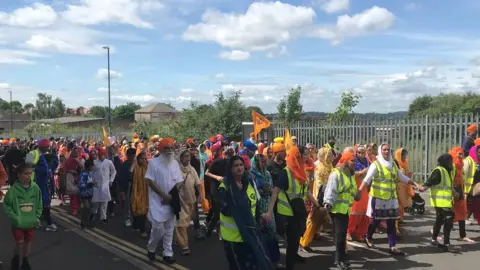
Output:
[146, 138, 184, 264]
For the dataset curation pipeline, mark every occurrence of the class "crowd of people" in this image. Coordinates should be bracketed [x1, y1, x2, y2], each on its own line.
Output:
[0, 123, 479, 270]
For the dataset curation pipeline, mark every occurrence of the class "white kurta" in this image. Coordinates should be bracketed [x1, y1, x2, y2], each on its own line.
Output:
[92, 159, 116, 203]
[145, 157, 184, 223]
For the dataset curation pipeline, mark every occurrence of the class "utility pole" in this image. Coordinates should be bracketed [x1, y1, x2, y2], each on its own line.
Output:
[8, 90, 13, 134]
[103, 46, 111, 133]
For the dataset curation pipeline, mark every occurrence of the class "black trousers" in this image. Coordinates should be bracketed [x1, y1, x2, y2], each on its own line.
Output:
[331, 213, 349, 262]
[132, 215, 146, 234]
[432, 207, 454, 245]
[42, 206, 53, 226]
[285, 216, 301, 270]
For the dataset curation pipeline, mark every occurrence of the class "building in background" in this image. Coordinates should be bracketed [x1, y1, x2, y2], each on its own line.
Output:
[134, 103, 180, 122]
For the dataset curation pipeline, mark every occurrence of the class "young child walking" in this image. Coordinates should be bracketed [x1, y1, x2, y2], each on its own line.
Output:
[78, 159, 95, 229]
[3, 163, 43, 270]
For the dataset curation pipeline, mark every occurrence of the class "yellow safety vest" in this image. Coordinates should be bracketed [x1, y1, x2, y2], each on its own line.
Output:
[429, 166, 453, 208]
[28, 149, 40, 182]
[277, 168, 308, 216]
[369, 161, 398, 200]
[330, 169, 357, 215]
[464, 156, 476, 194]
[324, 143, 339, 151]
[219, 182, 257, 243]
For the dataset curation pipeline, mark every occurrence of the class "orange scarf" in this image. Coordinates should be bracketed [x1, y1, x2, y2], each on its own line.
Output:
[449, 146, 464, 186]
[286, 146, 307, 184]
[394, 148, 408, 171]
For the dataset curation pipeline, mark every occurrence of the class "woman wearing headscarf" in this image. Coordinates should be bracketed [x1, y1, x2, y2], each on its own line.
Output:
[394, 148, 414, 236]
[130, 151, 149, 238]
[346, 145, 370, 241]
[264, 146, 319, 270]
[219, 155, 274, 270]
[251, 154, 282, 268]
[300, 147, 332, 251]
[263, 147, 274, 160]
[449, 146, 475, 243]
[176, 149, 203, 255]
[357, 143, 423, 255]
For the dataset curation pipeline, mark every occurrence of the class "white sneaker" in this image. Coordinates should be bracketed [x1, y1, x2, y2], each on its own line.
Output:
[125, 219, 132, 227]
[46, 224, 58, 232]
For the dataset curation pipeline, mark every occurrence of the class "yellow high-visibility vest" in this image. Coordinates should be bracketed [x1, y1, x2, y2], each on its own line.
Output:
[277, 168, 307, 216]
[369, 161, 398, 200]
[429, 166, 453, 208]
[464, 156, 476, 194]
[330, 169, 357, 215]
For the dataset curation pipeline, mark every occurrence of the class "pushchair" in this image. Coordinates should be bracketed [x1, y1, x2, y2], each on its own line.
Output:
[406, 186, 425, 215]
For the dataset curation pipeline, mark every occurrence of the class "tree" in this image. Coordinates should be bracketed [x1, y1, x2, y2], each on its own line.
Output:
[10, 101, 23, 114]
[33, 93, 65, 119]
[113, 102, 141, 120]
[277, 86, 302, 125]
[408, 93, 480, 116]
[328, 92, 362, 122]
[24, 103, 35, 111]
[245, 106, 264, 118]
[408, 95, 433, 116]
[89, 106, 107, 118]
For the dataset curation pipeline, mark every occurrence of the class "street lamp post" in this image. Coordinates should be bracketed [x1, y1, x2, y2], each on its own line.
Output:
[8, 90, 12, 135]
[103, 46, 111, 133]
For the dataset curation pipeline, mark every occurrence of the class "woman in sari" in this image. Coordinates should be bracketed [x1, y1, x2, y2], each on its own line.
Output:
[394, 148, 414, 237]
[219, 155, 274, 270]
[450, 147, 475, 242]
[300, 147, 332, 251]
[347, 145, 370, 241]
[251, 154, 281, 268]
[130, 151, 149, 238]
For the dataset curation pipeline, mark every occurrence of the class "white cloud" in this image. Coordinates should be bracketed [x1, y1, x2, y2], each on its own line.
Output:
[62, 0, 164, 29]
[317, 0, 349, 14]
[0, 49, 45, 65]
[470, 56, 480, 66]
[96, 68, 123, 79]
[0, 3, 57, 28]
[183, 2, 395, 56]
[112, 94, 156, 102]
[407, 66, 438, 79]
[219, 50, 251, 61]
[266, 45, 288, 58]
[180, 88, 195, 93]
[214, 73, 225, 78]
[0, 83, 11, 89]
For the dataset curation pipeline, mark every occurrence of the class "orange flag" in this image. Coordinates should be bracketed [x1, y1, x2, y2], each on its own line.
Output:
[284, 127, 294, 154]
[252, 111, 271, 139]
[102, 127, 111, 147]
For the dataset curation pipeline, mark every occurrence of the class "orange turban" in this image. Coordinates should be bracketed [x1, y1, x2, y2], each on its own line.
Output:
[475, 138, 480, 146]
[186, 138, 194, 145]
[10, 138, 16, 142]
[157, 138, 174, 151]
[272, 142, 286, 153]
[467, 124, 478, 134]
[338, 152, 355, 165]
[2, 140, 9, 145]
[286, 146, 307, 184]
[97, 147, 107, 156]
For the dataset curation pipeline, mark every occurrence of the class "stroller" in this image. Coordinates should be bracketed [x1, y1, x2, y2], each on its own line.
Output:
[407, 186, 425, 215]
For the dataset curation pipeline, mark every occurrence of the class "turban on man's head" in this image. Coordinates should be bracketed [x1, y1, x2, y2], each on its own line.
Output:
[211, 141, 222, 152]
[475, 138, 480, 146]
[243, 140, 257, 152]
[272, 142, 286, 153]
[38, 138, 50, 148]
[133, 133, 139, 139]
[274, 137, 284, 143]
[10, 138, 16, 142]
[157, 138, 174, 151]
[338, 152, 355, 166]
[2, 140, 9, 145]
[467, 124, 478, 134]
[186, 138, 194, 145]
[97, 147, 107, 157]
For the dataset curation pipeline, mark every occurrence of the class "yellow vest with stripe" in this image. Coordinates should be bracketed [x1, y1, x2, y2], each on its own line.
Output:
[429, 166, 453, 208]
[464, 156, 476, 194]
[330, 169, 357, 215]
[277, 168, 308, 216]
[369, 161, 398, 200]
[324, 143, 339, 151]
[28, 149, 40, 182]
[219, 182, 257, 243]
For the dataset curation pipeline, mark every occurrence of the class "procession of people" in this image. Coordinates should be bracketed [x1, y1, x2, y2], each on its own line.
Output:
[0, 122, 479, 270]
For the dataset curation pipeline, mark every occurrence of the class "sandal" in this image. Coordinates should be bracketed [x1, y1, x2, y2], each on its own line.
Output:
[364, 238, 376, 249]
[182, 248, 190, 256]
[346, 234, 353, 241]
[389, 248, 405, 256]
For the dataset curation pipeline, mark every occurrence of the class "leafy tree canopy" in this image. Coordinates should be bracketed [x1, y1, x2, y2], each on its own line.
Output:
[408, 92, 480, 116]
[328, 92, 362, 122]
[113, 102, 141, 120]
[277, 86, 302, 125]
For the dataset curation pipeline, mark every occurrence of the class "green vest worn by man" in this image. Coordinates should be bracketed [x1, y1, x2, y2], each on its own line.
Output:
[277, 167, 308, 216]
[429, 166, 453, 208]
[219, 181, 257, 243]
[25, 149, 40, 182]
[464, 156, 476, 194]
[369, 161, 398, 200]
[330, 168, 357, 215]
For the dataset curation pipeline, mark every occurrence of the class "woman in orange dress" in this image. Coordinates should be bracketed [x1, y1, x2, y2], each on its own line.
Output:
[347, 145, 370, 241]
[450, 146, 475, 243]
[394, 148, 414, 237]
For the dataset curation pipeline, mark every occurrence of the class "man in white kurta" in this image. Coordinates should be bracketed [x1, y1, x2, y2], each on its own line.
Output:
[91, 148, 116, 223]
[145, 138, 183, 264]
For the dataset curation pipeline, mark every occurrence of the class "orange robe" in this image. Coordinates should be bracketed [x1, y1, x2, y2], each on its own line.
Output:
[347, 174, 370, 238]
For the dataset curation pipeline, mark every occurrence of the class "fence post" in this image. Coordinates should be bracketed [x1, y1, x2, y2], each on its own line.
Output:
[352, 117, 356, 146]
[424, 115, 429, 183]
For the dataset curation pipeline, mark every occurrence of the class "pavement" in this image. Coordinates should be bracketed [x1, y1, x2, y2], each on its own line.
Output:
[2, 192, 480, 270]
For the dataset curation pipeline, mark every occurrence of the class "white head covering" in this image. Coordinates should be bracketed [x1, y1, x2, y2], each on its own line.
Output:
[376, 143, 393, 169]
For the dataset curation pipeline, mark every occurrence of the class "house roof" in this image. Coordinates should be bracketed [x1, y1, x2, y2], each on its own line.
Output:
[135, 103, 179, 113]
[35, 117, 104, 124]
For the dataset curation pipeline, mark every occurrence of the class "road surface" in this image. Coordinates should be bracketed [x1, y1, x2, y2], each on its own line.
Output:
[2, 195, 480, 270]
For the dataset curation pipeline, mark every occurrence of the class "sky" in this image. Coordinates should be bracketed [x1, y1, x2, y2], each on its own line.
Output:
[1, 0, 480, 114]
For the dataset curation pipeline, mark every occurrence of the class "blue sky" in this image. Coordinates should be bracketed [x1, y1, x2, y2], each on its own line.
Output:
[1, 0, 479, 113]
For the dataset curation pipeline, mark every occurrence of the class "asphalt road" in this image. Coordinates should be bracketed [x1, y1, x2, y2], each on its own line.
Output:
[2, 194, 480, 270]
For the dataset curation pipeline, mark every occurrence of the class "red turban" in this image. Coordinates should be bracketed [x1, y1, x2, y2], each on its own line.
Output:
[211, 141, 222, 152]
[241, 155, 251, 170]
[97, 147, 107, 156]
[186, 138, 194, 145]
[38, 139, 50, 147]
[475, 138, 480, 146]
[157, 138, 174, 151]
[467, 124, 478, 134]
[338, 152, 355, 165]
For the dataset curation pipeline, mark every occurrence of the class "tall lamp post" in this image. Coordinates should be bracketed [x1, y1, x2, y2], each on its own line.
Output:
[103, 46, 111, 133]
[7, 90, 12, 135]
